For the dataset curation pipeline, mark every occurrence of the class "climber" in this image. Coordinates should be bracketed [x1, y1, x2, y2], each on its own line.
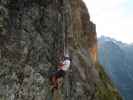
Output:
[50, 53, 71, 90]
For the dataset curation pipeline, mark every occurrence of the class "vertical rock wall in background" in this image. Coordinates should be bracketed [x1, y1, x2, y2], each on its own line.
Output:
[0, 0, 122, 100]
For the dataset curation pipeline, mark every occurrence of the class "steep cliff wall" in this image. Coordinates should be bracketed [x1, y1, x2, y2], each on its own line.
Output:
[0, 0, 122, 100]
[70, 0, 97, 62]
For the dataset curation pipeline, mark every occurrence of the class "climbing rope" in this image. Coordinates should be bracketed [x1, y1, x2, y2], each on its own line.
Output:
[63, 2, 69, 58]
[61, 1, 71, 99]
[62, 3, 67, 58]
[49, 0, 71, 100]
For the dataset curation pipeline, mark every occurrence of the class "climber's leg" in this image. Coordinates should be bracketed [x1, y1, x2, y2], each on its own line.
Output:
[50, 70, 65, 90]
[50, 74, 57, 86]
[54, 70, 65, 89]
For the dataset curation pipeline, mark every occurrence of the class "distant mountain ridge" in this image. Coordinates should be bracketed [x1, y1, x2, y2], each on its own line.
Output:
[98, 36, 133, 100]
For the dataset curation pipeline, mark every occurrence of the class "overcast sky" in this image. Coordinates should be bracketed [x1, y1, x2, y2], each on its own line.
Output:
[83, 0, 133, 44]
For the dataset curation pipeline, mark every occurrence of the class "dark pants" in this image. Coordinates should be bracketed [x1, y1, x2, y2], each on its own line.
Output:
[50, 69, 65, 83]
[53, 69, 65, 79]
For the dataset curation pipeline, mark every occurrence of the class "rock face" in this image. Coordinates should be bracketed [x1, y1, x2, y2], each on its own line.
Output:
[0, 0, 122, 100]
[70, 0, 97, 62]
